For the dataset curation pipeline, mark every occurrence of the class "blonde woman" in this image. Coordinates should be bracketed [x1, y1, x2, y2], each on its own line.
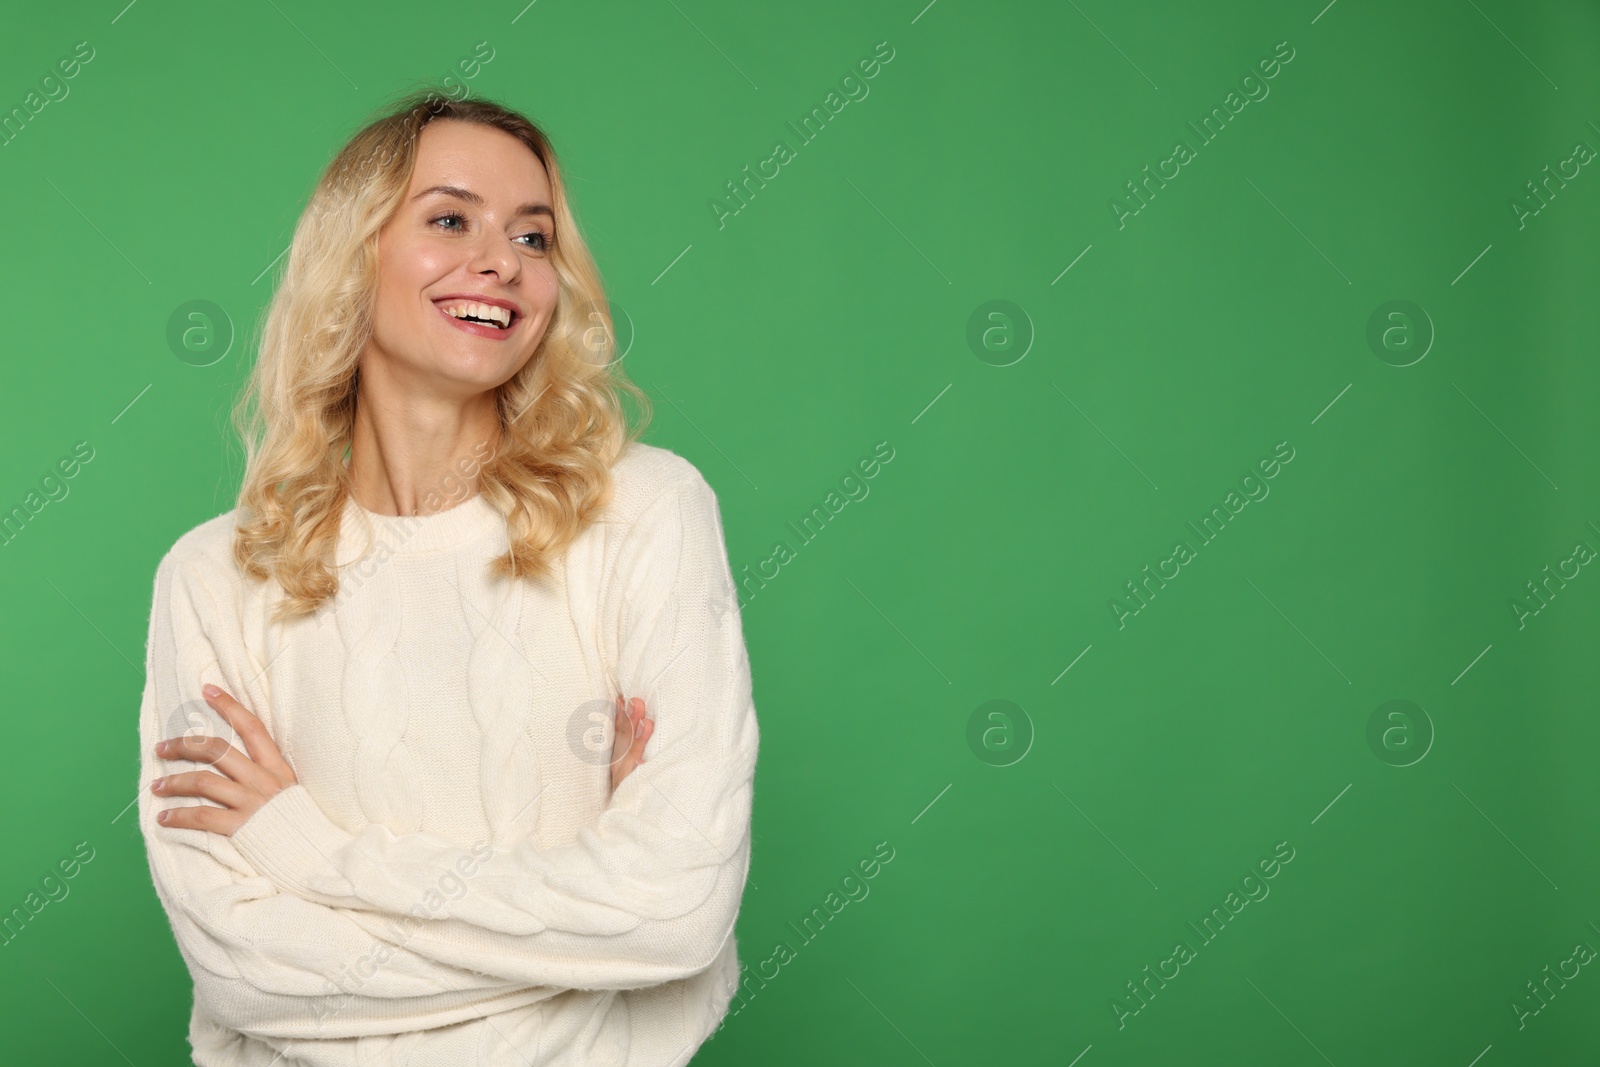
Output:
[137, 90, 759, 1066]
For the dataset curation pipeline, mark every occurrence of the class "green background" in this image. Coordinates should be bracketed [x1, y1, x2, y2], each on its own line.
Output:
[2, 0, 1598, 1063]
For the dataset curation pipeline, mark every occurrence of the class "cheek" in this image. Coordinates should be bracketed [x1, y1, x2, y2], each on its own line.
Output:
[526, 265, 561, 311]
[379, 236, 452, 299]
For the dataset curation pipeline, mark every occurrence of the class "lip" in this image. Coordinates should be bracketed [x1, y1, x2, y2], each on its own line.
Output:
[431, 293, 522, 340]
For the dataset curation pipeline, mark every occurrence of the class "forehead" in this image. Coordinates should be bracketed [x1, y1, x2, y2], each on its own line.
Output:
[408, 119, 550, 200]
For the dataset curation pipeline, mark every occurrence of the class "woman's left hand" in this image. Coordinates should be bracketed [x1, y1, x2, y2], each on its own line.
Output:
[151, 684, 299, 836]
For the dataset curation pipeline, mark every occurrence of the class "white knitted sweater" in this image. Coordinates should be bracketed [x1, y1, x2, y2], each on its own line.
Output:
[136, 443, 758, 1066]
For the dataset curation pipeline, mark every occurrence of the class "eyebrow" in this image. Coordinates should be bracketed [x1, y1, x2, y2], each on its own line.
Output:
[412, 184, 554, 222]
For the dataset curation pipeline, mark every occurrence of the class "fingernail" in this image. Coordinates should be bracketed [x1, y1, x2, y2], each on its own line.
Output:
[202, 684, 221, 698]
[152, 777, 164, 791]
[157, 810, 170, 823]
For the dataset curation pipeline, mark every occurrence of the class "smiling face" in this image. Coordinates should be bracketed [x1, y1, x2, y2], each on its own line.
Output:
[364, 119, 561, 398]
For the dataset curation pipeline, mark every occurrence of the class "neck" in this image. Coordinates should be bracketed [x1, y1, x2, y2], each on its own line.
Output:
[346, 384, 502, 518]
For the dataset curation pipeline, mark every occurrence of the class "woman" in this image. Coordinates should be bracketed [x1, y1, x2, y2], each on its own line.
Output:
[137, 90, 759, 1066]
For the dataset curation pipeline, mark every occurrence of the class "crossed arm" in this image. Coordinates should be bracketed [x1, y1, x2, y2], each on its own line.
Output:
[137, 476, 758, 1041]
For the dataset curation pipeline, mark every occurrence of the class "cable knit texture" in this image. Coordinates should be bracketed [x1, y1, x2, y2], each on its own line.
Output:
[136, 443, 758, 1067]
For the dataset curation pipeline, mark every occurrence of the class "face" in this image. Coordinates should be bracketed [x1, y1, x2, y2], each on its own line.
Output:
[365, 119, 560, 397]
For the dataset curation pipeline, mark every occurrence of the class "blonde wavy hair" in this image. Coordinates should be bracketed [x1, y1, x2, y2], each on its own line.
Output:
[229, 88, 651, 623]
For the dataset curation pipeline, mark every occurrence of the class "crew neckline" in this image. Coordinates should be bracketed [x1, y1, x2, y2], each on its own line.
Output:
[337, 490, 504, 560]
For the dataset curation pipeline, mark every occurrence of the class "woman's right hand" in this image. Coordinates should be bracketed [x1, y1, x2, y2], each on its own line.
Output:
[611, 695, 654, 793]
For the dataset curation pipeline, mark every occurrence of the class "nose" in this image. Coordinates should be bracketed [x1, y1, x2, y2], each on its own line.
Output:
[466, 226, 520, 283]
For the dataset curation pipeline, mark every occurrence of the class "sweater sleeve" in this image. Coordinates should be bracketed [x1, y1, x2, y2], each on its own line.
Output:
[138, 551, 566, 1041]
[227, 472, 761, 992]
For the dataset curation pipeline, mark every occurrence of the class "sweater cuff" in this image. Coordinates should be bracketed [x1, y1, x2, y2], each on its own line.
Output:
[231, 783, 358, 903]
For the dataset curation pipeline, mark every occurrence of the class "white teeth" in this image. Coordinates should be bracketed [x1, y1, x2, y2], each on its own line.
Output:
[438, 301, 513, 328]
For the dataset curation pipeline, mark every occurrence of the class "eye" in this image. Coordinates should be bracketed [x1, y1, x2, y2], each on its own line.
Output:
[430, 211, 553, 252]
[516, 229, 553, 252]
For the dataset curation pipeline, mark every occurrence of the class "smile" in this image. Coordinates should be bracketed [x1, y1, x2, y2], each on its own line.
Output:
[434, 299, 519, 340]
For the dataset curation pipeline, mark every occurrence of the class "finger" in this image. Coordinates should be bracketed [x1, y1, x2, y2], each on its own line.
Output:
[153, 769, 254, 811]
[630, 717, 652, 761]
[156, 733, 279, 796]
[609, 706, 624, 751]
[613, 742, 642, 789]
[203, 686, 295, 779]
[630, 699, 652, 761]
[156, 800, 239, 835]
[610, 711, 637, 768]
[614, 697, 633, 749]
